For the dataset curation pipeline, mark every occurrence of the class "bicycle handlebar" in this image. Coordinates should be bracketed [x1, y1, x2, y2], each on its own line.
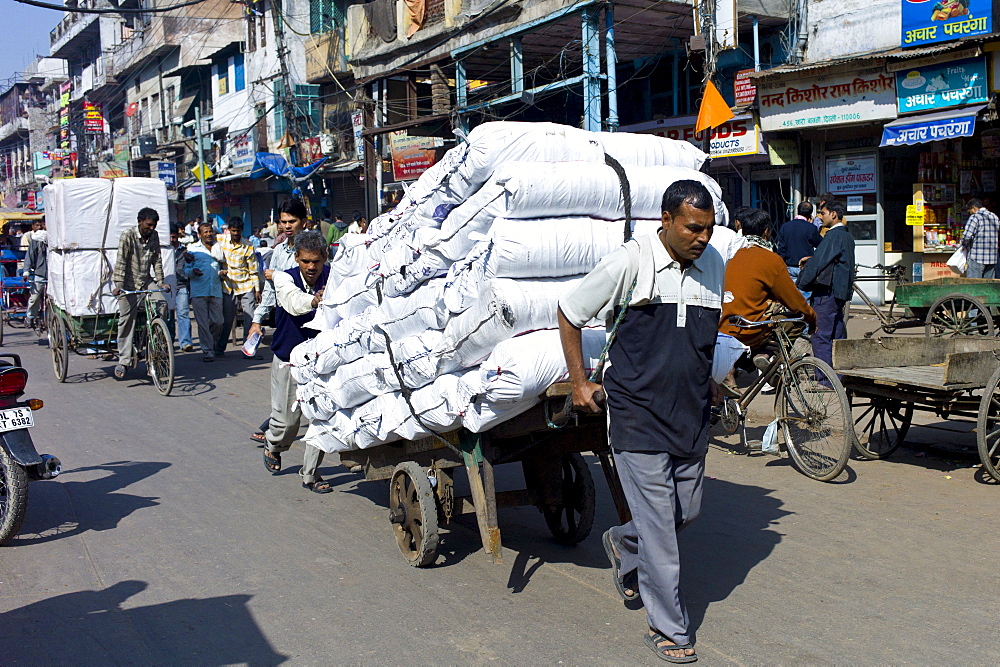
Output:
[117, 288, 167, 296]
[727, 313, 804, 328]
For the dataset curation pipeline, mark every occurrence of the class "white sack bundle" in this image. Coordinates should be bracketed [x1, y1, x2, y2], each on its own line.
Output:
[49, 247, 177, 317]
[303, 410, 359, 453]
[442, 218, 662, 313]
[434, 277, 582, 374]
[462, 396, 539, 434]
[480, 328, 607, 404]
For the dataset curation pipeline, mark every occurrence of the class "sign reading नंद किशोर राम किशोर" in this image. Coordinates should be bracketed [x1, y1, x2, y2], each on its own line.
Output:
[896, 56, 988, 112]
[757, 70, 897, 132]
[618, 115, 763, 158]
[826, 156, 877, 194]
[901, 0, 991, 47]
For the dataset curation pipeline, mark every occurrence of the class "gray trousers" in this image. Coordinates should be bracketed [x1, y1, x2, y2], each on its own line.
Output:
[608, 449, 705, 645]
[26, 278, 45, 322]
[216, 290, 256, 354]
[117, 291, 165, 367]
[191, 295, 223, 356]
[265, 356, 325, 483]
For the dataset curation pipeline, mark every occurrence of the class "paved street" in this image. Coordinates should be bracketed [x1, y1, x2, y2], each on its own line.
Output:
[1, 315, 999, 664]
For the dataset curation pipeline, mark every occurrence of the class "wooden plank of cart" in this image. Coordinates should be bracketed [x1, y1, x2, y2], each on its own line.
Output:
[338, 383, 630, 567]
[833, 336, 1000, 482]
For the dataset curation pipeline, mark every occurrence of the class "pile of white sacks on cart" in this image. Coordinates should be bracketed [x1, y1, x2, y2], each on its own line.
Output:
[290, 122, 727, 454]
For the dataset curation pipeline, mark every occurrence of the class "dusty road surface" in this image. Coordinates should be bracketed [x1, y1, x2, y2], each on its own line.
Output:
[1, 315, 998, 664]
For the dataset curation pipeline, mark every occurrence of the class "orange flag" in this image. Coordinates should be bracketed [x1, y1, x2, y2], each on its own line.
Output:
[695, 80, 735, 133]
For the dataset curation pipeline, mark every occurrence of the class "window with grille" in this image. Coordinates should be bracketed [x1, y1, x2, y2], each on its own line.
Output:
[309, 0, 345, 34]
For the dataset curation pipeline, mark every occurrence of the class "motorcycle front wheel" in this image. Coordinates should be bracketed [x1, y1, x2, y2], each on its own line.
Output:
[0, 445, 27, 545]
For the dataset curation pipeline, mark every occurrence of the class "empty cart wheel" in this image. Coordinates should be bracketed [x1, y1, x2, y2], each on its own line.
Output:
[925, 293, 995, 337]
[388, 462, 439, 567]
[850, 393, 913, 460]
[977, 367, 1000, 483]
[542, 453, 596, 545]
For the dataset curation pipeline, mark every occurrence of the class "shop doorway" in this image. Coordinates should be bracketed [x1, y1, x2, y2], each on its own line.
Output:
[750, 167, 794, 231]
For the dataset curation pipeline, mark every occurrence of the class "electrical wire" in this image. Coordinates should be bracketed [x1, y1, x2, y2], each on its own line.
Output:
[15, 0, 209, 14]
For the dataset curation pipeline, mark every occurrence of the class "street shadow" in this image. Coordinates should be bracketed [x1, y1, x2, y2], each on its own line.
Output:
[0, 580, 287, 664]
[62, 369, 109, 384]
[13, 460, 169, 545]
[682, 478, 790, 641]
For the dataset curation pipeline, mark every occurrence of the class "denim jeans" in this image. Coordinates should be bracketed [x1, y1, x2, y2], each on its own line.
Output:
[786, 265, 811, 301]
[171, 285, 193, 348]
[966, 259, 996, 280]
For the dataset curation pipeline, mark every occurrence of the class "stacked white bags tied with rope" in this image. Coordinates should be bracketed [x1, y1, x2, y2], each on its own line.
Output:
[290, 122, 726, 454]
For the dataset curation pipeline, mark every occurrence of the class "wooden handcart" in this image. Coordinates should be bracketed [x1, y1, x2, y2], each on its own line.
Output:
[339, 384, 630, 567]
[893, 277, 1000, 337]
[834, 336, 1000, 481]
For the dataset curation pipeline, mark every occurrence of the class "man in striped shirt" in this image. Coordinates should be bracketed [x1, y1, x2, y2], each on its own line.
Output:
[961, 198, 999, 279]
[215, 216, 262, 356]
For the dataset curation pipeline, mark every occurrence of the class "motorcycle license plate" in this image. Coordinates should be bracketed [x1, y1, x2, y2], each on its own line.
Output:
[0, 407, 33, 432]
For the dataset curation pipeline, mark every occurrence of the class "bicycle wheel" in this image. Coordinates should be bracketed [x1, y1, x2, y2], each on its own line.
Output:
[147, 318, 174, 396]
[776, 357, 852, 482]
[50, 314, 69, 382]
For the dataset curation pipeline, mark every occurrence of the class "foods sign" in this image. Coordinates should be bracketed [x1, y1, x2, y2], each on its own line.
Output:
[758, 69, 897, 132]
[895, 56, 988, 112]
[826, 156, 877, 194]
[901, 0, 991, 47]
[617, 115, 763, 158]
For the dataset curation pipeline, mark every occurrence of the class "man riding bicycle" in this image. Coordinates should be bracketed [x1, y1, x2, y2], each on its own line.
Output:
[112, 207, 171, 379]
[23, 221, 47, 329]
[719, 209, 816, 397]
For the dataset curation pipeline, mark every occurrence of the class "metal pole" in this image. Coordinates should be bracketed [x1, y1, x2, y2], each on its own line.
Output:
[194, 105, 208, 223]
[581, 7, 601, 131]
[605, 5, 619, 132]
[753, 16, 760, 71]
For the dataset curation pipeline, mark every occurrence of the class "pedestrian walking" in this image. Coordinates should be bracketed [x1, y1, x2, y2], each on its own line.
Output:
[22, 224, 47, 328]
[260, 230, 333, 493]
[184, 221, 226, 362]
[112, 207, 170, 379]
[326, 212, 349, 245]
[776, 200, 822, 297]
[798, 199, 855, 372]
[248, 198, 308, 444]
[961, 197, 999, 279]
[558, 180, 724, 663]
[215, 217, 262, 355]
[169, 226, 194, 352]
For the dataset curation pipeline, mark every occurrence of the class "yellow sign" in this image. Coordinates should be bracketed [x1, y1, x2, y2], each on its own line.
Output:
[906, 204, 925, 226]
[191, 162, 214, 181]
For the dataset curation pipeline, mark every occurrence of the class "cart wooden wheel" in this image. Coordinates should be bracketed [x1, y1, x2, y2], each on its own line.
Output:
[977, 367, 1000, 482]
[49, 312, 68, 382]
[542, 453, 596, 545]
[850, 393, 913, 460]
[925, 293, 995, 337]
[388, 462, 439, 567]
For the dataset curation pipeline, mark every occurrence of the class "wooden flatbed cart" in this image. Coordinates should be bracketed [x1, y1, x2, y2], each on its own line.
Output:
[339, 385, 630, 567]
[893, 277, 1000, 337]
[45, 289, 175, 396]
[834, 336, 1000, 481]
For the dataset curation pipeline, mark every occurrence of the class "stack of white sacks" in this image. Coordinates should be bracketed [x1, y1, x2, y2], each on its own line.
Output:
[46, 177, 176, 316]
[291, 122, 727, 454]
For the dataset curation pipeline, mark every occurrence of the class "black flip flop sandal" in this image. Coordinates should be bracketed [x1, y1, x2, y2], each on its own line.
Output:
[250, 431, 266, 444]
[644, 631, 697, 664]
[603, 529, 640, 601]
[263, 449, 281, 474]
[302, 479, 334, 494]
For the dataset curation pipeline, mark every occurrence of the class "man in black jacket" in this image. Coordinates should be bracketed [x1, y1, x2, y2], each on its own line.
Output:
[798, 200, 855, 370]
[777, 201, 822, 297]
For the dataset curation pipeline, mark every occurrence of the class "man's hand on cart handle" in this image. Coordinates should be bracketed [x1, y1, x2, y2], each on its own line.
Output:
[160, 283, 171, 293]
[572, 380, 606, 414]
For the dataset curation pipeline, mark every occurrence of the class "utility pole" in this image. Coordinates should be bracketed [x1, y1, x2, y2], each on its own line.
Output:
[194, 106, 208, 223]
[270, 0, 299, 166]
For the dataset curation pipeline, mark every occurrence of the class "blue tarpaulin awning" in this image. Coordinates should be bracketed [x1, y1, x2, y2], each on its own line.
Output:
[880, 105, 987, 147]
[249, 152, 327, 181]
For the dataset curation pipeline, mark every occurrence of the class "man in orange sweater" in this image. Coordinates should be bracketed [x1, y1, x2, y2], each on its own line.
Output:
[719, 209, 817, 395]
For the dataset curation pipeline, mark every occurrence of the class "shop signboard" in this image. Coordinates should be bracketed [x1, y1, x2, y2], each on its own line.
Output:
[351, 110, 365, 163]
[895, 56, 987, 112]
[826, 155, 877, 194]
[98, 161, 127, 179]
[154, 161, 176, 187]
[734, 70, 756, 106]
[389, 131, 443, 181]
[26, 191, 36, 210]
[82, 101, 104, 134]
[758, 69, 897, 131]
[880, 109, 979, 146]
[229, 127, 256, 173]
[618, 114, 763, 158]
[901, 0, 990, 47]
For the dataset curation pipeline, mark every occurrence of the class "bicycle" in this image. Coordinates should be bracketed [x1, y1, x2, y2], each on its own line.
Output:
[851, 263, 926, 338]
[714, 313, 853, 482]
[48, 288, 175, 396]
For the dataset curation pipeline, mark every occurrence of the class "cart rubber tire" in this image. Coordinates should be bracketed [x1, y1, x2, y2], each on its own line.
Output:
[777, 357, 852, 482]
[977, 366, 1000, 482]
[542, 453, 596, 545]
[388, 462, 439, 567]
[850, 393, 913, 460]
[49, 314, 68, 383]
[925, 293, 995, 337]
[148, 318, 175, 396]
[0, 441, 28, 545]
